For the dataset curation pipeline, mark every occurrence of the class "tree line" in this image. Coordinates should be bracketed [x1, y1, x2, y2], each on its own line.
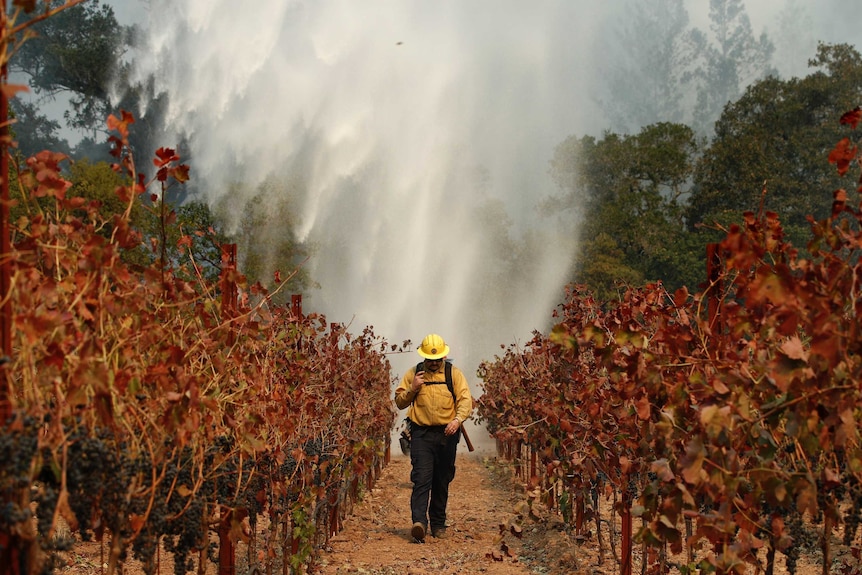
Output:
[10, 0, 862, 303]
[550, 42, 862, 301]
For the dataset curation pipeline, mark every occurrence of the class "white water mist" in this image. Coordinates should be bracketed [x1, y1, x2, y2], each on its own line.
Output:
[130, 1, 614, 384]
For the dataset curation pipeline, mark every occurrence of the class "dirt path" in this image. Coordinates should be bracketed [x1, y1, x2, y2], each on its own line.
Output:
[312, 441, 830, 575]
[313, 447, 544, 575]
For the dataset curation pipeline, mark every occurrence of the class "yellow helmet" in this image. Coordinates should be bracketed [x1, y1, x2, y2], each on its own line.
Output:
[417, 333, 449, 359]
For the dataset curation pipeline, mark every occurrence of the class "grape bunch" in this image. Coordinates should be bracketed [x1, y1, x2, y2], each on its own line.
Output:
[843, 481, 862, 547]
[785, 511, 819, 575]
[0, 415, 40, 533]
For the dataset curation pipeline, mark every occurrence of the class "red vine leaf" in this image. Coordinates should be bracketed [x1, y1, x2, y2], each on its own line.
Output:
[779, 335, 808, 361]
[12, 0, 37, 13]
[650, 458, 675, 482]
[839, 107, 862, 129]
[821, 467, 840, 488]
[130, 514, 145, 535]
[154, 147, 179, 167]
[106, 110, 135, 140]
[172, 164, 191, 183]
[680, 436, 705, 485]
[828, 138, 857, 176]
[795, 479, 817, 516]
[635, 396, 650, 420]
[2, 84, 29, 98]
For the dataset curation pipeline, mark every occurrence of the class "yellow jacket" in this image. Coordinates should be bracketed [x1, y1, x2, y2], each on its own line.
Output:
[394, 362, 473, 426]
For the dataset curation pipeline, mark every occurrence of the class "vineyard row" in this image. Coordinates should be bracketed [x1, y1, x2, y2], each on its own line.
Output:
[0, 121, 398, 575]
[477, 109, 862, 575]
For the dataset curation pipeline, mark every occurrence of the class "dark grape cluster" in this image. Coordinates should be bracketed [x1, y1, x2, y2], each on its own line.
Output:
[0, 415, 39, 489]
[785, 511, 819, 575]
[303, 437, 324, 459]
[243, 469, 268, 532]
[0, 415, 40, 534]
[276, 453, 300, 510]
[33, 457, 60, 538]
[844, 481, 862, 546]
[135, 445, 211, 575]
[161, 497, 206, 575]
[65, 427, 116, 540]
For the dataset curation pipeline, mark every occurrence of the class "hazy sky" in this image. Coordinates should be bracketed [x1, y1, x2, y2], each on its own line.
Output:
[102, 0, 859, 382]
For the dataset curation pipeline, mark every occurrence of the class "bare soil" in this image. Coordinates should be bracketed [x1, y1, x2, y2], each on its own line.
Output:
[313, 450, 538, 575]
[313, 424, 609, 575]
[315, 446, 839, 575]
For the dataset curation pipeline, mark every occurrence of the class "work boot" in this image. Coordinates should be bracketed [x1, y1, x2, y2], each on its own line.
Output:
[411, 522, 426, 543]
[431, 527, 448, 539]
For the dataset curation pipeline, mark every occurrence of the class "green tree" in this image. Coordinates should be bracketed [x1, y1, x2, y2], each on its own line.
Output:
[177, 201, 232, 284]
[9, 99, 70, 158]
[68, 159, 136, 220]
[122, 192, 234, 289]
[599, 0, 702, 133]
[7, 157, 158, 269]
[694, 0, 775, 135]
[576, 233, 643, 302]
[139, 199, 231, 285]
[11, 0, 130, 139]
[687, 43, 862, 252]
[67, 159, 155, 266]
[225, 177, 313, 304]
[10, 156, 129, 222]
[771, 0, 816, 78]
[548, 123, 703, 296]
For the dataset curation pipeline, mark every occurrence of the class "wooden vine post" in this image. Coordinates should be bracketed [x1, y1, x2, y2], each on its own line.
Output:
[620, 484, 634, 575]
[217, 508, 236, 575]
[221, 244, 238, 343]
[530, 447, 537, 481]
[0, 4, 17, 574]
[0, 0, 10, 429]
[706, 243, 723, 332]
[218, 243, 238, 575]
[574, 491, 585, 534]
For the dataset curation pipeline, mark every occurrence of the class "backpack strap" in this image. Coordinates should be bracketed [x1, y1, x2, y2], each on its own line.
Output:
[415, 361, 456, 402]
[445, 362, 454, 398]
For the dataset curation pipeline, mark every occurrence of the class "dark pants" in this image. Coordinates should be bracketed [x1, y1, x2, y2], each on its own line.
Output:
[409, 425, 459, 530]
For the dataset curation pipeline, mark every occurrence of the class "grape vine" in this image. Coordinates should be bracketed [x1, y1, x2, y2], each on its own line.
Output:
[478, 108, 862, 575]
[0, 114, 398, 575]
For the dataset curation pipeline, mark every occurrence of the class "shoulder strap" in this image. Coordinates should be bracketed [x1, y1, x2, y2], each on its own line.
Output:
[415, 361, 457, 402]
[445, 362, 454, 399]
